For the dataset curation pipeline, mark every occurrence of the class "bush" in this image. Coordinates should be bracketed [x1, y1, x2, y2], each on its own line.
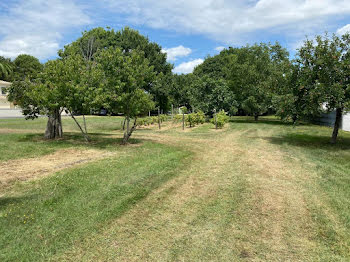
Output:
[186, 114, 195, 127]
[194, 111, 205, 125]
[136, 115, 169, 127]
[174, 114, 183, 123]
[185, 111, 206, 127]
[211, 110, 229, 128]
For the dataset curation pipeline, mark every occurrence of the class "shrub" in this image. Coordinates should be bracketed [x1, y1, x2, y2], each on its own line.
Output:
[186, 114, 195, 127]
[194, 111, 205, 125]
[211, 110, 229, 128]
[185, 111, 206, 127]
[136, 115, 169, 127]
[174, 114, 183, 123]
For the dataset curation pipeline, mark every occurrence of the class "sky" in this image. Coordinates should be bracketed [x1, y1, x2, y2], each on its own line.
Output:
[1, 0, 350, 74]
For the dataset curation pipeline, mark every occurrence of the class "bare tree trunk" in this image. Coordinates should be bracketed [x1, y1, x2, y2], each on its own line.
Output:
[331, 108, 342, 144]
[44, 108, 63, 139]
[70, 112, 90, 142]
[122, 117, 137, 144]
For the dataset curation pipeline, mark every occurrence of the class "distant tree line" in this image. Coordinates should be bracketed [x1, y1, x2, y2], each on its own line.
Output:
[2, 27, 350, 143]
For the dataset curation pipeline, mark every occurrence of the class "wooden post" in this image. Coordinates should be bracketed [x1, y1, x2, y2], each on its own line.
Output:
[158, 107, 161, 130]
[214, 109, 217, 130]
[182, 111, 185, 130]
[149, 111, 151, 117]
[171, 104, 174, 120]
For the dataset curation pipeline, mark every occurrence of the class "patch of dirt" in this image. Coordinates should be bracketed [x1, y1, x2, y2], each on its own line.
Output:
[0, 128, 41, 134]
[0, 148, 115, 192]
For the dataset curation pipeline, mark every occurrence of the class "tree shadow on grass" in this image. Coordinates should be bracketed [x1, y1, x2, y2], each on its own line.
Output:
[0, 195, 35, 207]
[262, 133, 350, 150]
[16, 132, 142, 150]
[229, 117, 309, 127]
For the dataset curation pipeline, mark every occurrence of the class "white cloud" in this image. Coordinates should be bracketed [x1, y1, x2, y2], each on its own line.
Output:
[0, 0, 90, 60]
[162, 45, 192, 61]
[106, 0, 350, 45]
[337, 24, 350, 35]
[215, 46, 225, 52]
[173, 59, 204, 74]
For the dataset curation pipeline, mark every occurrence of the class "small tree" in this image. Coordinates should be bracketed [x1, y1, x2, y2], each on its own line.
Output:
[95, 48, 155, 144]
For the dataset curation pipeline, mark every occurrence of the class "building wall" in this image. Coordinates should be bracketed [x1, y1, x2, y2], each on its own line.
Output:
[0, 81, 15, 109]
[313, 111, 350, 132]
[342, 113, 350, 132]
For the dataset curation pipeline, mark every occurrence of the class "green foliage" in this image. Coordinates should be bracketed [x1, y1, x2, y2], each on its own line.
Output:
[0, 56, 13, 80]
[226, 43, 289, 119]
[211, 110, 229, 128]
[59, 26, 172, 112]
[13, 54, 43, 81]
[186, 111, 206, 127]
[174, 114, 183, 123]
[283, 33, 350, 142]
[137, 115, 168, 127]
[95, 47, 155, 118]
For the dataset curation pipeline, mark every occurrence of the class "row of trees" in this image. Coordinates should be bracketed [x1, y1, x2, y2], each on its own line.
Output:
[170, 34, 350, 143]
[2, 27, 350, 143]
[7, 27, 171, 143]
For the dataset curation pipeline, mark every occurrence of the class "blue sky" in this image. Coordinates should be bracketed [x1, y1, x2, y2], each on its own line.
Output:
[1, 0, 350, 74]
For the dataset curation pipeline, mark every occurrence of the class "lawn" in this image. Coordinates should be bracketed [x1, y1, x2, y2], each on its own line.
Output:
[0, 116, 350, 261]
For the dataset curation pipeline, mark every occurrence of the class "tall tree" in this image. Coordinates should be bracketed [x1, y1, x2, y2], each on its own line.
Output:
[13, 54, 43, 81]
[59, 27, 172, 111]
[95, 47, 156, 144]
[190, 75, 238, 115]
[297, 33, 350, 143]
[226, 43, 289, 120]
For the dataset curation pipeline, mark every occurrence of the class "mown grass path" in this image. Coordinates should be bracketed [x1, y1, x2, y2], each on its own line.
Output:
[1, 117, 350, 261]
[56, 120, 350, 261]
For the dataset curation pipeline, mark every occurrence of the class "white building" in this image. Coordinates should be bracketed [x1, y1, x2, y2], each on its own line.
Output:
[314, 111, 350, 132]
[0, 80, 15, 109]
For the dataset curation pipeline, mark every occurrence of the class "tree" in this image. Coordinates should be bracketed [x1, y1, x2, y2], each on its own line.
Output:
[296, 33, 350, 143]
[60, 27, 172, 111]
[95, 47, 156, 144]
[13, 54, 43, 81]
[190, 75, 238, 115]
[0, 57, 13, 81]
[8, 55, 94, 140]
[226, 43, 289, 120]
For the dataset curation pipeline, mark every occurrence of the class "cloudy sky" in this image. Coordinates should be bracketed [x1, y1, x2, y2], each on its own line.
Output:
[1, 0, 350, 74]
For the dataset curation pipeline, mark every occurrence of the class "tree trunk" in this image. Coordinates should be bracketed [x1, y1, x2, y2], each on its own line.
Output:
[44, 109, 63, 139]
[70, 112, 90, 142]
[122, 117, 126, 130]
[254, 114, 259, 121]
[83, 114, 87, 134]
[331, 108, 342, 144]
[122, 117, 137, 144]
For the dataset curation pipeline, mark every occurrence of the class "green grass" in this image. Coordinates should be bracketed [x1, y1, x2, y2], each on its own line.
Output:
[0, 116, 124, 161]
[0, 142, 191, 261]
[1, 116, 350, 261]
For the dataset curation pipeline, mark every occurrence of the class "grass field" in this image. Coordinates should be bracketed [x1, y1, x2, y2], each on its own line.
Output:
[0, 116, 350, 261]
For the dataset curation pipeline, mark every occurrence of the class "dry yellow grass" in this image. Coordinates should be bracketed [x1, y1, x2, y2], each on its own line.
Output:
[0, 148, 116, 192]
[52, 124, 330, 261]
